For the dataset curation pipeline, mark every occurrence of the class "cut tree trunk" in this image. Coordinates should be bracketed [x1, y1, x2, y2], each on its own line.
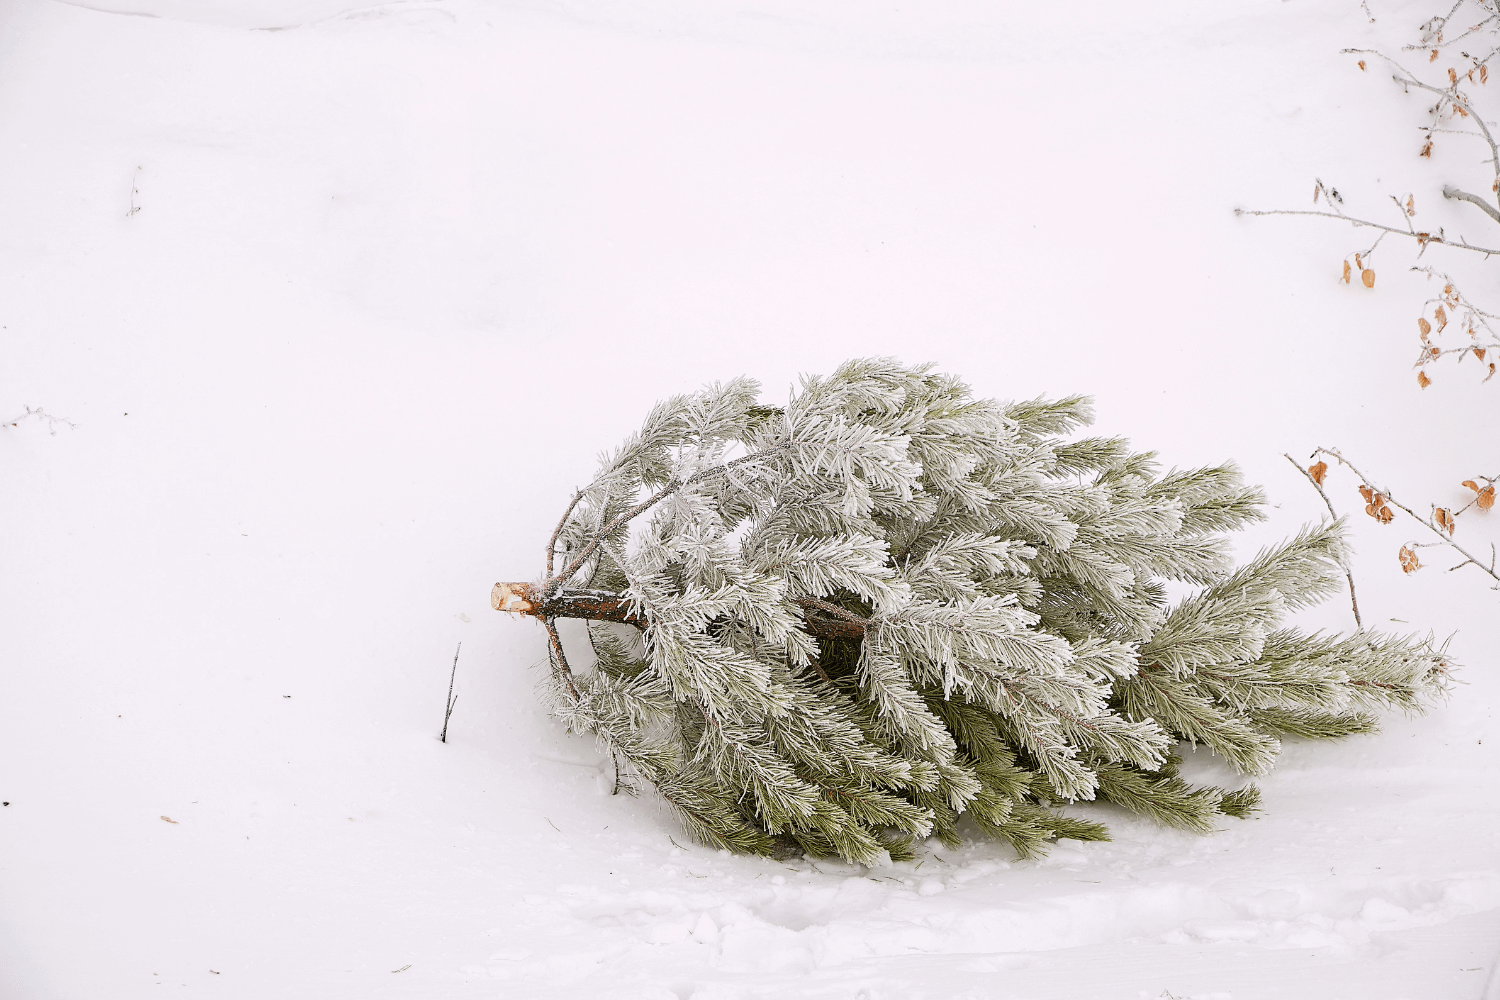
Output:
[491, 583, 867, 640]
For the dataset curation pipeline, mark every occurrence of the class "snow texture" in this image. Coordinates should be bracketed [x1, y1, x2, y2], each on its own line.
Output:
[1, 0, 1497, 997]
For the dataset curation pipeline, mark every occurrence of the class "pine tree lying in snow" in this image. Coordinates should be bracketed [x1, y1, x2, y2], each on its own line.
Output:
[491, 359, 1450, 864]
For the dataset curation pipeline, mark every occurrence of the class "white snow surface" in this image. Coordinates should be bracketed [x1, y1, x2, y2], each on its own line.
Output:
[3, 0, 1498, 997]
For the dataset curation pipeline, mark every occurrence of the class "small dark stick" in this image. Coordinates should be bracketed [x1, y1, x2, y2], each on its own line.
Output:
[440, 642, 461, 743]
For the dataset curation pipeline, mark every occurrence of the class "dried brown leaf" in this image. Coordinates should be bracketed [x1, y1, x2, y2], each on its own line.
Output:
[1399, 545, 1421, 573]
[1435, 304, 1448, 330]
[1463, 479, 1481, 493]
[1418, 370, 1433, 388]
[1342, 261, 1352, 284]
[1309, 460, 1328, 485]
[1479, 485, 1496, 510]
[1377, 505, 1394, 524]
[1359, 484, 1374, 503]
[1419, 317, 1432, 337]
[1362, 268, 1376, 288]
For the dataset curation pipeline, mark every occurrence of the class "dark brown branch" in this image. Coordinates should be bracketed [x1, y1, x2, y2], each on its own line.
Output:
[542, 617, 582, 702]
[494, 582, 650, 628]
[492, 582, 871, 640]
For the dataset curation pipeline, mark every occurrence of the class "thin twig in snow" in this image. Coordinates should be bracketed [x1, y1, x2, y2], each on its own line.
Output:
[440, 642, 461, 743]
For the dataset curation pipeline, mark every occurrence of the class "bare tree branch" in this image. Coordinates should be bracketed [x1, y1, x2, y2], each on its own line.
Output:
[1443, 184, 1500, 224]
[1315, 447, 1500, 590]
[1234, 207, 1500, 256]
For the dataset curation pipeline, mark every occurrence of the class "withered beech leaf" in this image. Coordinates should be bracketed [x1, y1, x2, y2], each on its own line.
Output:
[1359, 484, 1374, 503]
[1450, 67, 1459, 85]
[1399, 545, 1421, 573]
[1362, 268, 1376, 288]
[1359, 59, 1367, 70]
[1463, 480, 1481, 493]
[1475, 347, 1487, 361]
[1483, 64, 1490, 83]
[1419, 317, 1432, 337]
[1309, 461, 1328, 485]
[1418, 370, 1433, 388]
[1431, 48, 1440, 62]
[1342, 261, 1352, 283]
[1435, 305, 1448, 330]
[1479, 485, 1496, 510]
[1378, 505, 1394, 524]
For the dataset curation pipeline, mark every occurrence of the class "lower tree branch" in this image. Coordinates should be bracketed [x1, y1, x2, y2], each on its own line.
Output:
[492, 582, 869, 640]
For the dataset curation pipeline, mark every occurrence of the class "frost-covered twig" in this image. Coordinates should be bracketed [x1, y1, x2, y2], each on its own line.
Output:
[546, 489, 585, 578]
[1411, 268, 1500, 382]
[1344, 47, 1500, 215]
[543, 617, 582, 702]
[1314, 447, 1500, 588]
[1234, 206, 1500, 257]
[6, 406, 78, 435]
[1284, 454, 1364, 628]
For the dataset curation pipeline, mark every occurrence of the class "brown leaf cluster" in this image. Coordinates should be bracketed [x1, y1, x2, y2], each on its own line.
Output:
[1360, 485, 1395, 523]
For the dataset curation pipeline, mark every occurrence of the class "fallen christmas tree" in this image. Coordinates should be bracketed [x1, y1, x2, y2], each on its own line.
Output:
[492, 359, 1450, 864]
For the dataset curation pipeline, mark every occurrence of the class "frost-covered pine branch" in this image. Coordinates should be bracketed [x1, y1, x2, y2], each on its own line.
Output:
[492, 360, 1452, 865]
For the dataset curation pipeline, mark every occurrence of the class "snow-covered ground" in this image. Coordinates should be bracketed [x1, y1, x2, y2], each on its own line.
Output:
[3, 1, 1497, 997]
